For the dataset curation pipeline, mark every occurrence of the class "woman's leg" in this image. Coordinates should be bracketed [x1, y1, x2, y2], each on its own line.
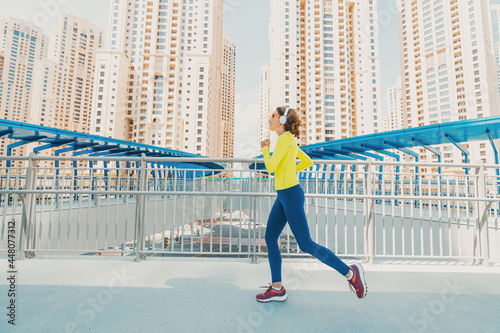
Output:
[281, 185, 351, 276]
[265, 197, 288, 283]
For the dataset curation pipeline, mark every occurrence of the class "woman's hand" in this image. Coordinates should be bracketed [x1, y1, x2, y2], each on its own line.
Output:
[261, 139, 270, 149]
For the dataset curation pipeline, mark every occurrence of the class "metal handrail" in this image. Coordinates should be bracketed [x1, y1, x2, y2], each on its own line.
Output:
[0, 156, 498, 266]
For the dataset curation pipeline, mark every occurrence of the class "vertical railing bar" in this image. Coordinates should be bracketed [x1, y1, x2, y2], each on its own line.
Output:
[151, 171, 158, 254]
[74, 166, 84, 252]
[409, 169, 414, 257]
[229, 189, 234, 254]
[419, 171, 424, 257]
[437, 168, 443, 257]
[382, 170, 387, 257]
[209, 172, 213, 254]
[171, 169, 177, 254]
[258, 186, 263, 256]
[325, 170, 329, 252]
[239, 192, 243, 256]
[191, 171, 195, 254]
[56, 167, 67, 252]
[94, 167, 104, 253]
[392, 172, 396, 256]
[46, 168, 57, 252]
[85, 173, 92, 252]
[465, 171, 472, 259]
[37, 167, 49, 251]
[65, 167, 75, 253]
[401, 169, 406, 258]
[456, 175, 462, 259]
[104, 166, 112, 253]
[181, 172, 186, 253]
[219, 190, 222, 254]
[200, 175, 205, 255]
[315, 169, 319, 247]
[334, 170, 339, 255]
[447, 176, 452, 257]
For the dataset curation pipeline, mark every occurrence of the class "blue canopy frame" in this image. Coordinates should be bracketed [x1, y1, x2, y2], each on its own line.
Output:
[0, 119, 226, 178]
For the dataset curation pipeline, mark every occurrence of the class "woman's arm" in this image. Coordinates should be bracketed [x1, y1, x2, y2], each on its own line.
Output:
[263, 136, 291, 174]
[296, 147, 314, 172]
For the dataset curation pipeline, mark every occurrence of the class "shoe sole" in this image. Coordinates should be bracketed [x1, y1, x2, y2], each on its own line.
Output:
[256, 294, 288, 303]
[353, 263, 368, 299]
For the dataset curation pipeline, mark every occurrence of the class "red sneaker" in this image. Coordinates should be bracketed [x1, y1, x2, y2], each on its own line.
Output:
[256, 285, 288, 303]
[348, 264, 368, 299]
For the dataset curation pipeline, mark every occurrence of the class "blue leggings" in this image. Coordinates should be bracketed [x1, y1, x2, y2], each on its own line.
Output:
[265, 184, 350, 283]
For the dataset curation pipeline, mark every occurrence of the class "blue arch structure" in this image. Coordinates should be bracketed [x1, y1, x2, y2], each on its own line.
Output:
[251, 116, 500, 195]
[0, 119, 225, 177]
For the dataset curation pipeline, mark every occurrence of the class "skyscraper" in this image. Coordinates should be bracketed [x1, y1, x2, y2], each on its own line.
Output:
[222, 34, 236, 158]
[259, 63, 271, 145]
[90, 50, 133, 140]
[31, 13, 104, 133]
[0, 18, 48, 168]
[264, 0, 381, 146]
[491, 5, 500, 101]
[385, 76, 403, 132]
[106, 0, 228, 157]
[398, 0, 499, 165]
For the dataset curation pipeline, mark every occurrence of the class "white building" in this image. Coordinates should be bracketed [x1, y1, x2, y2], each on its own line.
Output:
[382, 117, 389, 133]
[385, 76, 403, 132]
[31, 13, 104, 133]
[265, 0, 381, 146]
[222, 35, 236, 159]
[491, 5, 500, 101]
[398, 0, 500, 166]
[30, 59, 58, 127]
[0, 18, 48, 168]
[259, 64, 270, 144]
[91, 51, 132, 141]
[107, 0, 228, 157]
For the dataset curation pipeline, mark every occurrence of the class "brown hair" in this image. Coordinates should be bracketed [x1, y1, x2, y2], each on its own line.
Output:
[276, 106, 301, 138]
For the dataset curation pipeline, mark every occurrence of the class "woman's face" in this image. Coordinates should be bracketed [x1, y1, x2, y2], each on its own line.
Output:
[269, 112, 281, 132]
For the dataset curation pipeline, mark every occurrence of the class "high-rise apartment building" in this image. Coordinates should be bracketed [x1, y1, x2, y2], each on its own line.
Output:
[382, 117, 389, 132]
[264, 0, 381, 146]
[31, 14, 104, 133]
[385, 76, 403, 132]
[106, 0, 228, 157]
[259, 64, 271, 144]
[0, 53, 4, 80]
[91, 50, 133, 140]
[491, 5, 500, 100]
[30, 59, 58, 127]
[398, 0, 499, 165]
[0, 18, 48, 168]
[222, 34, 235, 158]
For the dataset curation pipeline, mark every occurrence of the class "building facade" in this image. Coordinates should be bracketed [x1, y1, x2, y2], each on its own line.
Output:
[106, 0, 228, 157]
[385, 76, 403, 132]
[0, 18, 48, 168]
[259, 63, 270, 144]
[491, 5, 500, 102]
[398, 0, 499, 166]
[32, 14, 103, 133]
[221, 34, 235, 158]
[90, 50, 132, 141]
[264, 0, 381, 146]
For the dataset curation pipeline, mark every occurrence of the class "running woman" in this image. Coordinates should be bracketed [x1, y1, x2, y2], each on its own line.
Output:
[256, 106, 367, 303]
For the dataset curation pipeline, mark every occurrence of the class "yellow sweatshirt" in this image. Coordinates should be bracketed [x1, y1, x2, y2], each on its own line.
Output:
[262, 131, 314, 190]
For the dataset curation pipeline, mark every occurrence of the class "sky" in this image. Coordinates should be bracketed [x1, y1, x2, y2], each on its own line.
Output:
[2, 0, 500, 158]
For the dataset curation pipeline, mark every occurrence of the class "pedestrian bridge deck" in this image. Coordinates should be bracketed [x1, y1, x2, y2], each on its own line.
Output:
[1, 256, 499, 333]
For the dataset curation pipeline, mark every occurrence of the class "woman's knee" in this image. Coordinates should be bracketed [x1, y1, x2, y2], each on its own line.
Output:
[265, 231, 279, 245]
[297, 239, 316, 254]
